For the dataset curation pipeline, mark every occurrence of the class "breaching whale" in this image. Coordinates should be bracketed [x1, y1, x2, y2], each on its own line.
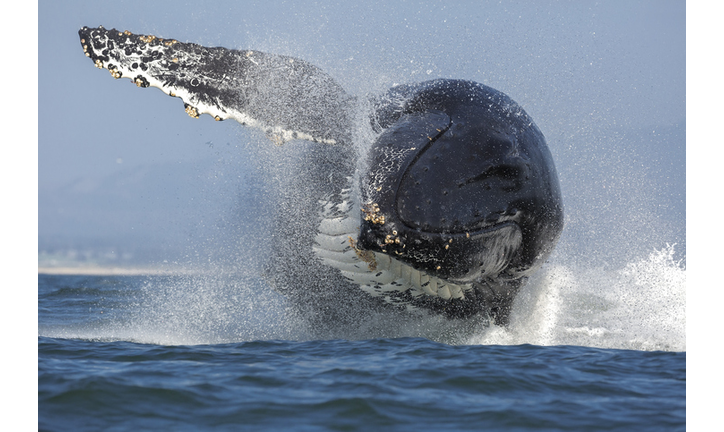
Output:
[78, 26, 563, 326]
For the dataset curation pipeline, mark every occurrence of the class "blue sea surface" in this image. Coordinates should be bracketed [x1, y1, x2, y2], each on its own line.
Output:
[38, 274, 685, 431]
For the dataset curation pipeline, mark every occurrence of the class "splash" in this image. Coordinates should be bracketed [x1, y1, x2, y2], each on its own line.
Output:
[40, 244, 685, 351]
[125, 244, 685, 351]
[467, 244, 685, 351]
[39, 271, 311, 346]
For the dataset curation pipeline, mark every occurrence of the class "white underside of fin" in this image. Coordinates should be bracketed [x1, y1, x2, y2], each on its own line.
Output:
[132, 72, 334, 145]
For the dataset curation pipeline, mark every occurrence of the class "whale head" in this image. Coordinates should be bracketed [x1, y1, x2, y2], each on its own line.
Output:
[358, 80, 563, 288]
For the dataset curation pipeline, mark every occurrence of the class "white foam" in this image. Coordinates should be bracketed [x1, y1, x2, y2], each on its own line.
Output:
[466, 244, 686, 351]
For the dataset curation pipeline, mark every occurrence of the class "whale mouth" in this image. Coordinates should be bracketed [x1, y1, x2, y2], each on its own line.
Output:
[358, 214, 524, 285]
[312, 188, 478, 305]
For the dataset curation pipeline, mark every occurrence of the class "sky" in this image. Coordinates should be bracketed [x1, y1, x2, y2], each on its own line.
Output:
[36, 0, 686, 270]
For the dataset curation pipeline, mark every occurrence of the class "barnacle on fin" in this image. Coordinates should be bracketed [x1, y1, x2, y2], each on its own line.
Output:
[134, 76, 150, 88]
[139, 34, 156, 44]
[184, 104, 199, 119]
[108, 67, 121, 79]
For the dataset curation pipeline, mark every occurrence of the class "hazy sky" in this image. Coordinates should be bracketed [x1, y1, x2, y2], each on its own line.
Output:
[37, 0, 686, 267]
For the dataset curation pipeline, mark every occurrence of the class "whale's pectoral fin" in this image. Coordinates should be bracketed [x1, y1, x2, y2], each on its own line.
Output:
[79, 26, 354, 145]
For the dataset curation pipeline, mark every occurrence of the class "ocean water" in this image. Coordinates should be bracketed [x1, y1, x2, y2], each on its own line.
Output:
[38, 246, 686, 431]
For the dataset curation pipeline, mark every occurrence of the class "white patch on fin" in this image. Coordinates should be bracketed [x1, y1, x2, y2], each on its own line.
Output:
[81, 27, 340, 145]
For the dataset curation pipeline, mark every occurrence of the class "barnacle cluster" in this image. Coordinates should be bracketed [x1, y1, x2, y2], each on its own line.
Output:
[133, 76, 150, 88]
[108, 66, 121, 79]
[185, 104, 199, 118]
[139, 34, 156, 44]
[362, 203, 385, 225]
[81, 39, 91, 57]
[384, 230, 403, 246]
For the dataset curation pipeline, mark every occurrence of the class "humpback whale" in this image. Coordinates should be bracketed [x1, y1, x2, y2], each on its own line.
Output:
[78, 26, 563, 327]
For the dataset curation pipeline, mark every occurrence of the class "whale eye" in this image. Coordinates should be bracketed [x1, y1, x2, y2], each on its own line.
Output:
[190, 78, 200, 87]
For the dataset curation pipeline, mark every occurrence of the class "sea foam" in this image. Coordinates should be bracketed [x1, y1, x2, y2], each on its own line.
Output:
[468, 244, 685, 351]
